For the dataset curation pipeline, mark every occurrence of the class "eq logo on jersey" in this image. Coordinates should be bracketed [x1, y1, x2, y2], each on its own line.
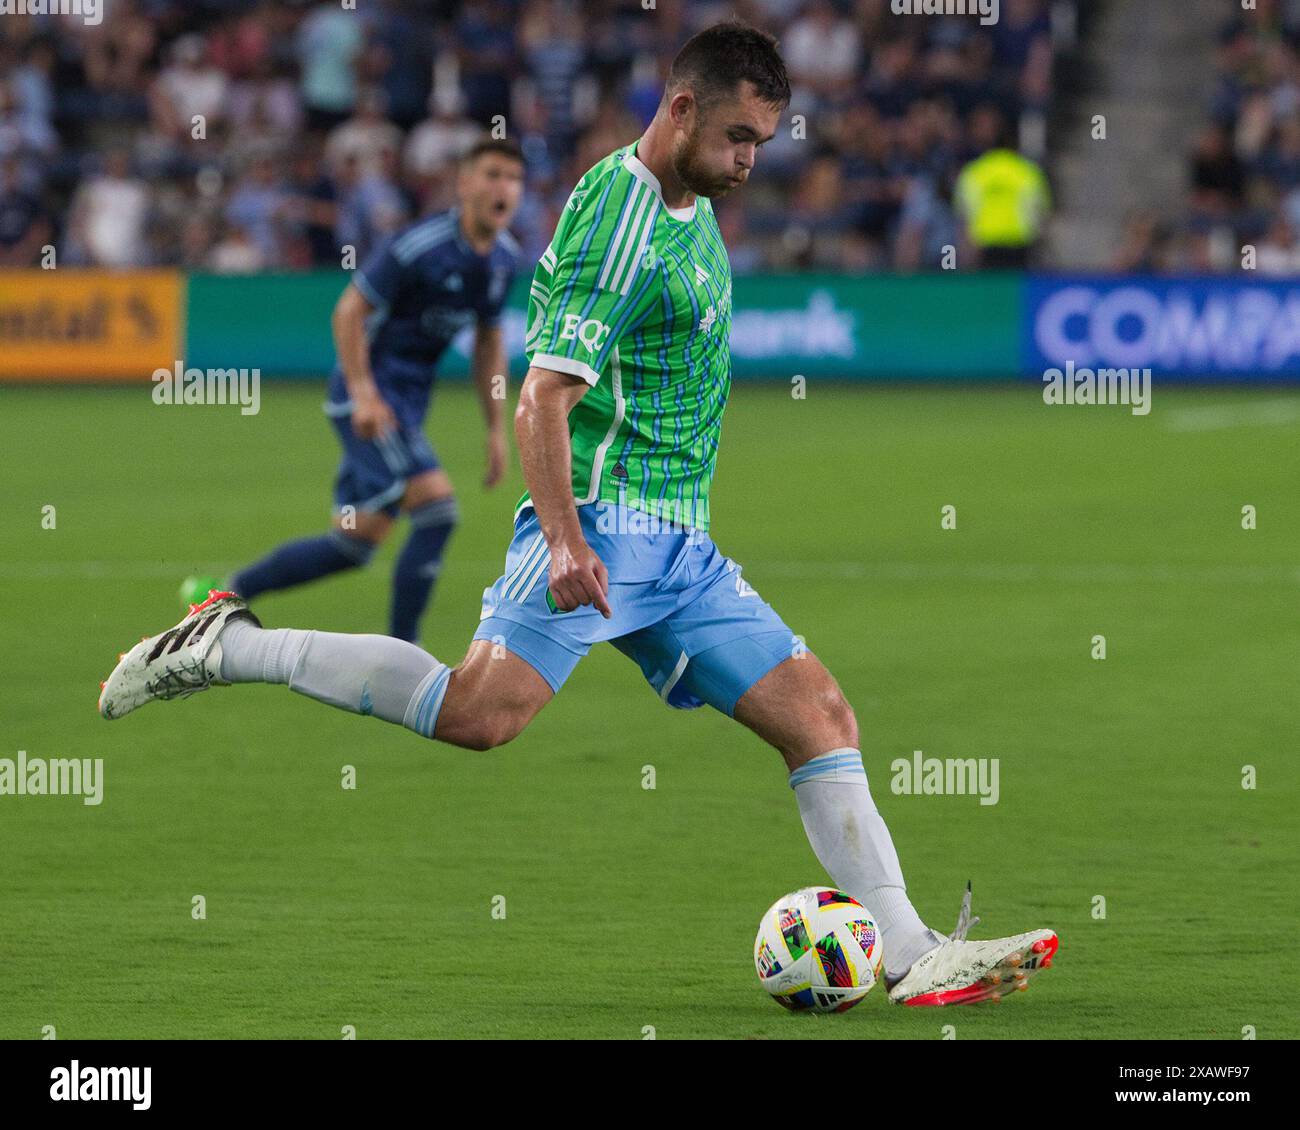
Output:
[559, 314, 611, 354]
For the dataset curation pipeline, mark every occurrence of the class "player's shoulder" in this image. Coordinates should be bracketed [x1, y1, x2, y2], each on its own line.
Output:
[559, 144, 643, 225]
[388, 209, 459, 266]
[492, 226, 522, 266]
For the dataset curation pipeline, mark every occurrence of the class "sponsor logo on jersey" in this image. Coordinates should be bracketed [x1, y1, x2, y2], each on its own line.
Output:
[559, 314, 611, 353]
[421, 307, 476, 337]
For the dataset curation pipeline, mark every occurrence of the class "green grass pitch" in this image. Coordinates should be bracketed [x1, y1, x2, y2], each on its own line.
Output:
[2, 381, 1296, 1039]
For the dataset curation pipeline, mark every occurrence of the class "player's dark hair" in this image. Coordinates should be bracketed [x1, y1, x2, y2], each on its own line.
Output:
[666, 20, 791, 114]
[463, 137, 525, 167]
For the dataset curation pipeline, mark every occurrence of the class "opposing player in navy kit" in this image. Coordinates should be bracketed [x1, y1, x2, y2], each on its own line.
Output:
[227, 138, 525, 643]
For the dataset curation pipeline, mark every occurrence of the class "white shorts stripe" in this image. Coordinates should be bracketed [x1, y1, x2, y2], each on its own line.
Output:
[517, 549, 553, 602]
[503, 534, 547, 600]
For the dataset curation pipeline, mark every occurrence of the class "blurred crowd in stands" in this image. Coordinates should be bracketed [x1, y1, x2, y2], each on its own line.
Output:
[0, 0, 1070, 274]
[1123, 0, 1300, 275]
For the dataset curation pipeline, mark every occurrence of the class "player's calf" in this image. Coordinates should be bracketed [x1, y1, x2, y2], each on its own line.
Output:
[336, 509, 396, 544]
[431, 639, 553, 750]
[390, 495, 458, 643]
[229, 526, 384, 601]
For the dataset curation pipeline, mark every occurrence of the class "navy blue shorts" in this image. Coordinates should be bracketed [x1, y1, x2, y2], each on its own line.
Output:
[326, 404, 441, 518]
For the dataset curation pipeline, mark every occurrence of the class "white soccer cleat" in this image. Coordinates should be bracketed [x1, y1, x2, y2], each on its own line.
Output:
[98, 591, 259, 721]
[887, 882, 1058, 1007]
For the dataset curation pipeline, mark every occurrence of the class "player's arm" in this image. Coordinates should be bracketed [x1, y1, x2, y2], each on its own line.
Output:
[518, 176, 659, 618]
[332, 282, 396, 440]
[514, 367, 611, 618]
[471, 322, 508, 488]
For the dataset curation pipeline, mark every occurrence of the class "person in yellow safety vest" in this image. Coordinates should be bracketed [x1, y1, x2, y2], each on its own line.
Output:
[954, 145, 1052, 269]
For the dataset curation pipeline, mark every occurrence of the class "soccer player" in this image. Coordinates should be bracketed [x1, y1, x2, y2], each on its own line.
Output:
[225, 137, 525, 644]
[101, 23, 1057, 1007]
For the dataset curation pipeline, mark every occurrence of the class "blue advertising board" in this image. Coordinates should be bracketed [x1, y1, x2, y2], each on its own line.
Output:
[1024, 275, 1300, 381]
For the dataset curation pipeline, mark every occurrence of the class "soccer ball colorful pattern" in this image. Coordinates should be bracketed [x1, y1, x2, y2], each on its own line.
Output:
[754, 887, 885, 1013]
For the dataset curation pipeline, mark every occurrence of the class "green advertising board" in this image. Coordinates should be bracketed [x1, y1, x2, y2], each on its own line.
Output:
[184, 271, 1021, 380]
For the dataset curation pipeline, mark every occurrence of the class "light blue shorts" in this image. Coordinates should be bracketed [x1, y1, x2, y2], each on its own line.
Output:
[472, 503, 799, 715]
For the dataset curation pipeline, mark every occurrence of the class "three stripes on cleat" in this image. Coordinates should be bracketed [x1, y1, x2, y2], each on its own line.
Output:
[97, 590, 234, 703]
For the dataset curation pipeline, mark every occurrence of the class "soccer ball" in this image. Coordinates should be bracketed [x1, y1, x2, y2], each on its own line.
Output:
[178, 575, 223, 609]
[754, 886, 884, 1013]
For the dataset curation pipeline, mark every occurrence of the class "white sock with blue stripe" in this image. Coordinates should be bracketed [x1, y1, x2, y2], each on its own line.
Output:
[790, 748, 941, 982]
[218, 620, 451, 738]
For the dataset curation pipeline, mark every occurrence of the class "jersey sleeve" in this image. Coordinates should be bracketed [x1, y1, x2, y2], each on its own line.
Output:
[525, 180, 662, 386]
[353, 236, 409, 308]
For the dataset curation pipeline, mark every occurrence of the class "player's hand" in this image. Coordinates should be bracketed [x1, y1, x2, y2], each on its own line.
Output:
[548, 537, 612, 619]
[484, 429, 507, 489]
[352, 390, 397, 441]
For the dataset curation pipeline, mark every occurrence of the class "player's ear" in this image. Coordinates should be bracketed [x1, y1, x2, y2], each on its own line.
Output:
[668, 90, 696, 132]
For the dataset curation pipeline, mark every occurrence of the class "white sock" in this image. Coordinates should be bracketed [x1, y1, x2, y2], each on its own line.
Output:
[790, 748, 941, 981]
[218, 619, 451, 737]
[217, 621, 306, 684]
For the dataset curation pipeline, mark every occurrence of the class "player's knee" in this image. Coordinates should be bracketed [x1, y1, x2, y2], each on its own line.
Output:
[334, 512, 392, 548]
[818, 686, 859, 749]
[322, 529, 382, 570]
[399, 496, 459, 563]
[404, 486, 457, 518]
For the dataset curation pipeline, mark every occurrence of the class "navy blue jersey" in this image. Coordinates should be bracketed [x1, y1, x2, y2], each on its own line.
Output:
[328, 208, 519, 424]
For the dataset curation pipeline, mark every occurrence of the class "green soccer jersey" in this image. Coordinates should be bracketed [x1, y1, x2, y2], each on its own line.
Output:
[521, 142, 733, 532]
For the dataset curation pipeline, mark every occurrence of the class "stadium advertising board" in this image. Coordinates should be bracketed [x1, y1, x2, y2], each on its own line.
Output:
[0, 270, 183, 381]
[8, 270, 1300, 382]
[1025, 276, 1300, 381]
[180, 272, 1022, 380]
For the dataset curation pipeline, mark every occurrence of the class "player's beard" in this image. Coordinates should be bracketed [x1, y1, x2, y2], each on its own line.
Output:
[672, 119, 734, 199]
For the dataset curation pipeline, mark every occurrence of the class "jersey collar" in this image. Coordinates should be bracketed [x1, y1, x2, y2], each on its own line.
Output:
[625, 143, 696, 222]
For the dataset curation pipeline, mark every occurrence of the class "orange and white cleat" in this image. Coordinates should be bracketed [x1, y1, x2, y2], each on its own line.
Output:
[98, 591, 259, 720]
[887, 883, 1058, 1006]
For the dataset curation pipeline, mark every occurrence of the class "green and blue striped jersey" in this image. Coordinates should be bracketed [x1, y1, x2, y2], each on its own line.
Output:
[522, 142, 733, 532]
